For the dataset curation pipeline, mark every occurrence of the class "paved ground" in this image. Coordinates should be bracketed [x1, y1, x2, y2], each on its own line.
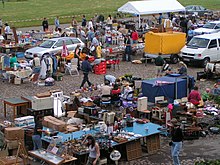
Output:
[1, 55, 219, 164]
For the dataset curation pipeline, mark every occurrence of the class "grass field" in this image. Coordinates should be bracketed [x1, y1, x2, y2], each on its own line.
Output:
[0, 0, 219, 28]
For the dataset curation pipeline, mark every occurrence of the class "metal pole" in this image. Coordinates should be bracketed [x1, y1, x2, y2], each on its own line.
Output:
[138, 14, 141, 29]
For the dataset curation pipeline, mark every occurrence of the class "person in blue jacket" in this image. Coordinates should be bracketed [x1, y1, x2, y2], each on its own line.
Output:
[80, 56, 92, 88]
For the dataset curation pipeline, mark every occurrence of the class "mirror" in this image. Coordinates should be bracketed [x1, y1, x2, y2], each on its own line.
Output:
[53, 46, 57, 49]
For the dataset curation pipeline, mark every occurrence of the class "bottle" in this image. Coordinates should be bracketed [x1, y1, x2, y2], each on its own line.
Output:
[14, 64, 17, 70]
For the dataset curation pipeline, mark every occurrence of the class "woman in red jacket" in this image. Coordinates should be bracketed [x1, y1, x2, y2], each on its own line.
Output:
[131, 29, 138, 44]
[188, 86, 201, 106]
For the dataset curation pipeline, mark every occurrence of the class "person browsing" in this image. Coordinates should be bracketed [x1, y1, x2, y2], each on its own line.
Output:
[82, 135, 100, 165]
[80, 56, 92, 88]
[188, 86, 202, 106]
[170, 120, 183, 165]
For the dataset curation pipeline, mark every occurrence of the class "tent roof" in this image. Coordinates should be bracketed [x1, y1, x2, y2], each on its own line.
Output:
[118, 0, 185, 15]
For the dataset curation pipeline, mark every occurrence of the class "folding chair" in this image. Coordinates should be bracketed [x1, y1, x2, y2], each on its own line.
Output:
[65, 58, 79, 76]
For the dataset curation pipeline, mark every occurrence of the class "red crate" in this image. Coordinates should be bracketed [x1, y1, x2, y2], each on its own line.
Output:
[88, 56, 95, 62]
[94, 69, 106, 75]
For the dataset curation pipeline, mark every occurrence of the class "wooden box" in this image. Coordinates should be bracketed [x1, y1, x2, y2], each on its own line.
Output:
[4, 127, 24, 140]
[35, 92, 51, 98]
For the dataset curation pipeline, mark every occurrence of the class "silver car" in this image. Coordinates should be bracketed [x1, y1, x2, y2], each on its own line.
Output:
[25, 37, 84, 59]
[194, 21, 220, 35]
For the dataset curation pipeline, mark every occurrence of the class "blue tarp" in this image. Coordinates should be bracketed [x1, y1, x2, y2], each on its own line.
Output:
[142, 76, 194, 103]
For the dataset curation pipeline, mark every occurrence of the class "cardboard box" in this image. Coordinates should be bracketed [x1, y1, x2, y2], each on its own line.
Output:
[35, 92, 51, 98]
[4, 127, 24, 140]
[67, 111, 77, 118]
[42, 119, 48, 127]
[66, 125, 79, 132]
[53, 122, 66, 132]
[43, 116, 67, 132]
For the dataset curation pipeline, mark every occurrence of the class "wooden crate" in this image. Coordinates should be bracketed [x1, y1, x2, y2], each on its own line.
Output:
[145, 134, 160, 154]
[126, 140, 142, 161]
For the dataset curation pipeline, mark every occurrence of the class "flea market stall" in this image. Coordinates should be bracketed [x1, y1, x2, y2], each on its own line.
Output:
[142, 75, 194, 103]
[118, 0, 185, 27]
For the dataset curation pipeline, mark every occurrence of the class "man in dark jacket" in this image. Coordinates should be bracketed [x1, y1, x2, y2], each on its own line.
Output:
[42, 17, 49, 32]
[155, 55, 165, 77]
[170, 120, 183, 165]
[80, 56, 92, 88]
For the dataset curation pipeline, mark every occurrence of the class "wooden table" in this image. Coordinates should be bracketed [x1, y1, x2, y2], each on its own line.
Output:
[3, 98, 28, 120]
[29, 149, 65, 165]
[29, 149, 77, 165]
[63, 156, 77, 164]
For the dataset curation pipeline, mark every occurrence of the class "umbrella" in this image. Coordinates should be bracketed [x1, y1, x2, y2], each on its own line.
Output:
[61, 40, 69, 57]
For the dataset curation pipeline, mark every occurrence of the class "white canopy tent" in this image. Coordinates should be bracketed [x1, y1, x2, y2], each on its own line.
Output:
[118, 0, 185, 27]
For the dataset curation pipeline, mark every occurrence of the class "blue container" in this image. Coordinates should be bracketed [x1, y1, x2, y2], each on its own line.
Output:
[16, 52, 25, 58]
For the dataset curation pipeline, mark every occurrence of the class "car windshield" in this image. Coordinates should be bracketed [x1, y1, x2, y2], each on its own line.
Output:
[203, 23, 216, 29]
[39, 40, 56, 48]
[187, 37, 209, 48]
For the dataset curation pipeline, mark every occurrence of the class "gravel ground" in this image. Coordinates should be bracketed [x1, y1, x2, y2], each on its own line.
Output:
[0, 53, 219, 165]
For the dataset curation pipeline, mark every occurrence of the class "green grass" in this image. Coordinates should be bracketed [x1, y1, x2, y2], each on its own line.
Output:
[0, 0, 219, 28]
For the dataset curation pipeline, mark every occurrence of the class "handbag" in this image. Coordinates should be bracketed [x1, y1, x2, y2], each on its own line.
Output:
[169, 141, 173, 146]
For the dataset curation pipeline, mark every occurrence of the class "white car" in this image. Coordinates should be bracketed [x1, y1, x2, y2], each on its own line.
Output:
[194, 21, 220, 35]
[179, 33, 220, 67]
[25, 37, 84, 59]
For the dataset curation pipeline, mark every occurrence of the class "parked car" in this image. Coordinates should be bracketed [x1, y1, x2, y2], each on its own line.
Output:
[180, 5, 213, 17]
[25, 37, 85, 59]
[194, 21, 220, 35]
[179, 33, 220, 67]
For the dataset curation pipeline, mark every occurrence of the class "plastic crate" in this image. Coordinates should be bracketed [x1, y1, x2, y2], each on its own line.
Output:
[88, 56, 95, 62]
[16, 52, 24, 58]
[95, 70, 106, 75]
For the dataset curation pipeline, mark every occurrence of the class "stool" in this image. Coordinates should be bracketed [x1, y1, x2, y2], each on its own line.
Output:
[99, 158, 107, 165]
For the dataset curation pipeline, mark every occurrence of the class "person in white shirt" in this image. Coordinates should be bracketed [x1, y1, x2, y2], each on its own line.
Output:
[4, 23, 11, 40]
[91, 33, 100, 58]
[88, 19, 93, 30]
[106, 15, 113, 29]
[4, 23, 10, 33]
[100, 80, 113, 101]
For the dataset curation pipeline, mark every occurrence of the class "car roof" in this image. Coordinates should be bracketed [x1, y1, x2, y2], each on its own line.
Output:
[207, 21, 220, 24]
[185, 5, 202, 7]
[48, 37, 79, 41]
[195, 33, 220, 40]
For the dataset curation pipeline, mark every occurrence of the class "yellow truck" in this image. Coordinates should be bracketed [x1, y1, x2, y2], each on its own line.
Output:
[144, 31, 186, 63]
